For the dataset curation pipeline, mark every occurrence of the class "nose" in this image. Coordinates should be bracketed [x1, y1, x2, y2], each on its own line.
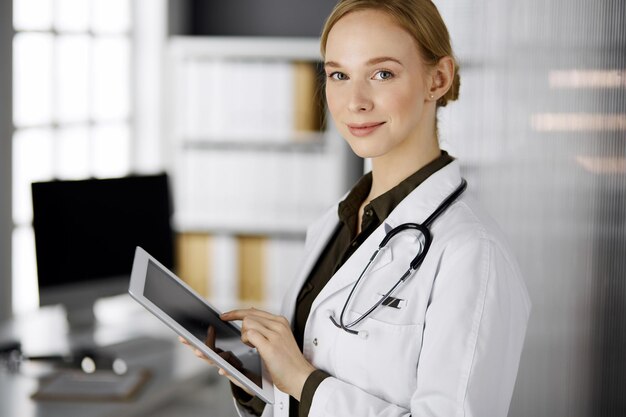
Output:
[347, 81, 374, 113]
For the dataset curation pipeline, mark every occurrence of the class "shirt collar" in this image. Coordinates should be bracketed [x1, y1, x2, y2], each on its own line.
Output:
[369, 150, 453, 221]
[337, 150, 454, 226]
[337, 171, 372, 230]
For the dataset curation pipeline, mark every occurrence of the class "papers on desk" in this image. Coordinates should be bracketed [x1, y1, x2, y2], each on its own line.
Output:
[32, 369, 151, 402]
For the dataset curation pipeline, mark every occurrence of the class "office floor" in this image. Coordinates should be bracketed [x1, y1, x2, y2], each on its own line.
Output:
[147, 375, 237, 417]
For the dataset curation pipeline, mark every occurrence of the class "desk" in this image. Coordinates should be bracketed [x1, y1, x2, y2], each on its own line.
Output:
[0, 296, 231, 417]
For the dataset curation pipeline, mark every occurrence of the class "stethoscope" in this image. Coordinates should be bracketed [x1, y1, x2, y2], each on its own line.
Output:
[329, 179, 467, 338]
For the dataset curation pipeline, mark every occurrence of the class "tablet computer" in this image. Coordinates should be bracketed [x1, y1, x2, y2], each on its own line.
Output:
[128, 246, 274, 404]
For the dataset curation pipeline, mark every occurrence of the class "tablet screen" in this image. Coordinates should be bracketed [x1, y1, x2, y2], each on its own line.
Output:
[143, 260, 262, 388]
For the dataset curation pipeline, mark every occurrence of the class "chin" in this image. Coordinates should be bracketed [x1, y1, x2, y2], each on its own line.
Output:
[344, 139, 389, 159]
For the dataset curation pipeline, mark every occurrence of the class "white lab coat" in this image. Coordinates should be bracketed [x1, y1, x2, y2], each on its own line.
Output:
[235, 160, 531, 417]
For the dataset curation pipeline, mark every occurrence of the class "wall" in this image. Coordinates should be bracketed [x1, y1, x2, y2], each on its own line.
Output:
[170, 0, 337, 36]
[133, 0, 168, 173]
[0, 0, 13, 321]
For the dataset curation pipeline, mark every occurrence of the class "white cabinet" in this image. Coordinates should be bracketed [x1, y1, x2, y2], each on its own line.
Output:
[164, 37, 357, 309]
[166, 36, 354, 236]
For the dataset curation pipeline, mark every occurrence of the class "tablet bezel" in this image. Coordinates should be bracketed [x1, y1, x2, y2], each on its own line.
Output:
[129, 246, 274, 404]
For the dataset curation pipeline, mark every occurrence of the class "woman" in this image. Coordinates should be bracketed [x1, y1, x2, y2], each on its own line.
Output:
[184, 1, 531, 416]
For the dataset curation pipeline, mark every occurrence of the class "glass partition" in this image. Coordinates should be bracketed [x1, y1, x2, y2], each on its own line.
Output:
[435, 0, 625, 415]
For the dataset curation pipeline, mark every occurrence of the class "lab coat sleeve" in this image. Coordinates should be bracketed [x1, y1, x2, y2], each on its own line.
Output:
[307, 236, 530, 417]
[232, 399, 273, 417]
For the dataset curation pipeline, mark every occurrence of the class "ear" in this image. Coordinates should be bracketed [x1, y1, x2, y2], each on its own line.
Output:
[427, 56, 454, 102]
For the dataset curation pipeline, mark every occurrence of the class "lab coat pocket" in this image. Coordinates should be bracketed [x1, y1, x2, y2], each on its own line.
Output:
[362, 318, 423, 406]
[333, 313, 423, 407]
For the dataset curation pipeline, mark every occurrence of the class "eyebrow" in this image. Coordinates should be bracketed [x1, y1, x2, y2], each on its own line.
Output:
[324, 56, 404, 68]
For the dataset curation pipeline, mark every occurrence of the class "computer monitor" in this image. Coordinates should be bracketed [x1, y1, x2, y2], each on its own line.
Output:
[31, 173, 175, 331]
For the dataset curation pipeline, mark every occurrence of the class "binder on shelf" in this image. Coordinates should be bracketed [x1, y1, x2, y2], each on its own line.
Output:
[180, 59, 323, 144]
[238, 236, 267, 302]
[176, 233, 211, 297]
[293, 61, 323, 135]
[177, 149, 333, 232]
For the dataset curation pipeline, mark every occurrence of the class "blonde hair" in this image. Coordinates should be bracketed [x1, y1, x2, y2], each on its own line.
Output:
[320, 0, 460, 107]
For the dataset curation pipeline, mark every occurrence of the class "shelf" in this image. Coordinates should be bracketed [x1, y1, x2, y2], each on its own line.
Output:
[169, 36, 322, 61]
[173, 214, 310, 238]
[181, 135, 327, 153]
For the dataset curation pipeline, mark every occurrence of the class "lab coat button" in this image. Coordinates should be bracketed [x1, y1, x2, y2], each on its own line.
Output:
[313, 338, 318, 346]
[279, 401, 284, 410]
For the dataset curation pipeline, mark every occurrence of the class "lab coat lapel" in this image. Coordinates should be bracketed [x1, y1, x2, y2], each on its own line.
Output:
[308, 222, 389, 314]
[308, 161, 464, 314]
[281, 206, 339, 320]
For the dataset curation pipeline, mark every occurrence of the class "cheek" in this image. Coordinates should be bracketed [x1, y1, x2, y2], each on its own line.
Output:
[384, 88, 423, 125]
[325, 84, 342, 119]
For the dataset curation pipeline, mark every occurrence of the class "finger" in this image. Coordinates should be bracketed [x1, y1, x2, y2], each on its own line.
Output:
[225, 311, 289, 338]
[205, 325, 217, 350]
[219, 369, 255, 396]
[239, 317, 275, 346]
[221, 308, 281, 322]
[244, 329, 270, 356]
[179, 336, 189, 345]
[193, 347, 208, 360]
[241, 315, 290, 343]
[219, 350, 243, 369]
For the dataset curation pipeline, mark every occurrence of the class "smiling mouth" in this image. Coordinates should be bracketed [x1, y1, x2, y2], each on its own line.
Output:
[347, 122, 386, 137]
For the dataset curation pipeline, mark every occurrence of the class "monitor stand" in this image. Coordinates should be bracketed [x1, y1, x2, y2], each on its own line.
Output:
[65, 304, 97, 333]
[62, 304, 101, 356]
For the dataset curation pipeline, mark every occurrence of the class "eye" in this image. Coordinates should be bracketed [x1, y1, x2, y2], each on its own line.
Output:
[373, 70, 394, 80]
[328, 71, 348, 81]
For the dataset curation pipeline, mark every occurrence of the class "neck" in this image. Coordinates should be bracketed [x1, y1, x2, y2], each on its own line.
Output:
[368, 135, 441, 202]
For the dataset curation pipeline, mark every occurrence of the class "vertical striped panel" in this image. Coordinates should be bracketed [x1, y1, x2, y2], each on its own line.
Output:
[0, 0, 13, 321]
[435, 0, 625, 415]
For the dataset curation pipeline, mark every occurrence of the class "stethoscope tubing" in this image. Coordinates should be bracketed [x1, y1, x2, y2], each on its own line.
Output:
[330, 179, 468, 336]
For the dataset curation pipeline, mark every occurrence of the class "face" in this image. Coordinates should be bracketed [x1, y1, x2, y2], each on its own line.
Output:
[324, 9, 434, 160]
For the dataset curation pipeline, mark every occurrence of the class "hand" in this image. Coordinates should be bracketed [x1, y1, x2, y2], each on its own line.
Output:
[221, 308, 316, 401]
[178, 326, 259, 396]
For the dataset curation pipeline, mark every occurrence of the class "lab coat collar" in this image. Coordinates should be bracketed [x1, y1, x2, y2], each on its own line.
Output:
[384, 159, 464, 230]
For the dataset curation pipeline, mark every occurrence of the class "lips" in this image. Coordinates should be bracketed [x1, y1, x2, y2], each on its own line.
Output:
[346, 122, 386, 137]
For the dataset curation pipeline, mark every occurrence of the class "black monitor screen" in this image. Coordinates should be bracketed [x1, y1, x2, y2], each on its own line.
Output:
[32, 174, 174, 289]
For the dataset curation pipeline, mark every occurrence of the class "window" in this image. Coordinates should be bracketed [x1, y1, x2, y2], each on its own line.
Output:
[12, 0, 133, 314]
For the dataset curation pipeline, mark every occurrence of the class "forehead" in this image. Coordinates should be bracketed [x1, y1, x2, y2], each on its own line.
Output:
[325, 9, 422, 65]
